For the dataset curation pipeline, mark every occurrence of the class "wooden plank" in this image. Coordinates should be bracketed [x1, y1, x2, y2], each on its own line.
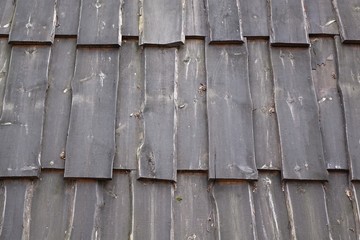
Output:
[29, 171, 76, 240]
[270, 47, 327, 180]
[70, 173, 131, 239]
[0, 180, 33, 239]
[0, 0, 15, 36]
[239, 0, 269, 37]
[304, 0, 338, 35]
[269, 0, 309, 46]
[122, 0, 139, 36]
[325, 172, 356, 239]
[133, 175, 173, 240]
[174, 173, 216, 239]
[285, 182, 332, 239]
[253, 171, 291, 240]
[0, 46, 51, 177]
[55, 0, 81, 36]
[114, 40, 143, 170]
[9, 0, 56, 44]
[0, 38, 11, 117]
[41, 38, 76, 169]
[177, 40, 208, 170]
[138, 47, 177, 181]
[65, 48, 119, 179]
[206, 43, 257, 179]
[335, 37, 360, 179]
[210, 181, 256, 239]
[139, 0, 185, 45]
[333, 0, 360, 43]
[352, 182, 360, 236]
[311, 37, 348, 170]
[185, 0, 207, 37]
[248, 40, 281, 170]
[206, 0, 243, 43]
[77, 0, 122, 46]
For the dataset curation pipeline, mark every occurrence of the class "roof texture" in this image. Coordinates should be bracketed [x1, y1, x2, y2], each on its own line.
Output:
[0, 0, 360, 239]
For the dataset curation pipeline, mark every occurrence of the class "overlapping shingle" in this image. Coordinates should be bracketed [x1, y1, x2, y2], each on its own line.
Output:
[55, 0, 81, 36]
[0, 0, 15, 36]
[240, 0, 269, 37]
[0, 38, 11, 117]
[333, 0, 360, 43]
[304, 0, 338, 35]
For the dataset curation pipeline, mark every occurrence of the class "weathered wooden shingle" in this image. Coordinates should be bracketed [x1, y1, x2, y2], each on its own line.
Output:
[285, 181, 332, 239]
[253, 171, 291, 240]
[185, 0, 207, 37]
[177, 40, 208, 170]
[0, 0, 15, 36]
[114, 40, 142, 170]
[174, 173, 216, 239]
[325, 172, 356, 239]
[333, 0, 360, 43]
[77, 0, 122, 46]
[138, 47, 177, 181]
[304, 0, 338, 35]
[206, 43, 257, 179]
[269, 0, 309, 46]
[240, 0, 269, 37]
[0, 46, 51, 177]
[206, 0, 243, 43]
[121, 0, 139, 37]
[210, 181, 257, 239]
[9, 0, 56, 44]
[55, 0, 81, 36]
[41, 38, 76, 169]
[139, 0, 185, 45]
[133, 176, 173, 240]
[335, 37, 360, 180]
[271, 47, 327, 180]
[65, 48, 119, 179]
[248, 40, 281, 170]
[311, 37, 348, 170]
[0, 38, 11, 117]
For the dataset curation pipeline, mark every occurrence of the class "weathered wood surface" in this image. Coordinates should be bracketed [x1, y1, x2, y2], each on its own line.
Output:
[65, 48, 119, 179]
[77, 0, 122, 46]
[335, 37, 360, 179]
[269, 0, 309, 46]
[240, 0, 268, 37]
[133, 176, 173, 240]
[177, 40, 208, 170]
[0, 39, 11, 117]
[138, 47, 177, 181]
[0, 0, 15, 35]
[325, 172, 356, 239]
[253, 171, 291, 239]
[139, 0, 185, 45]
[41, 38, 76, 169]
[206, 0, 243, 43]
[185, 0, 207, 37]
[248, 40, 281, 170]
[0, 180, 33, 239]
[9, 0, 56, 43]
[311, 37, 348, 170]
[122, 0, 139, 36]
[114, 40, 142, 170]
[206, 43, 257, 179]
[55, 0, 81, 36]
[211, 181, 256, 239]
[29, 171, 75, 240]
[174, 173, 215, 239]
[285, 182, 332, 239]
[333, 0, 360, 43]
[304, 0, 338, 35]
[271, 47, 327, 180]
[0, 46, 51, 177]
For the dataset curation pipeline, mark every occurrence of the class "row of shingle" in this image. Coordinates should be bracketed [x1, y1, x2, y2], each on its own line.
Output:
[0, 0, 359, 45]
[0, 36, 359, 180]
[0, 169, 357, 239]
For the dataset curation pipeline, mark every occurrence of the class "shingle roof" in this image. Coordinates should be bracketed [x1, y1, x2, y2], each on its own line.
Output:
[0, 0, 360, 239]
